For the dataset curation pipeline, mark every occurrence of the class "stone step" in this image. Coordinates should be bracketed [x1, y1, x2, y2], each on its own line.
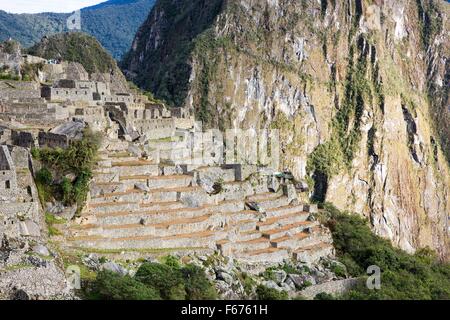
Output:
[221, 236, 271, 253]
[255, 196, 291, 211]
[98, 151, 132, 159]
[89, 189, 147, 204]
[70, 223, 156, 238]
[94, 200, 244, 226]
[68, 230, 217, 250]
[293, 242, 335, 264]
[270, 231, 315, 249]
[233, 219, 258, 232]
[257, 212, 309, 232]
[71, 213, 219, 239]
[246, 191, 283, 202]
[151, 214, 219, 237]
[119, 174, 192, 189]
[222, 210, 259, 225]
[140, 201, 185, 211]
[94, 161, 159, 178]
[90, 182, 127, 197]
[237, 229, 262, 242]
[265, 204, 305, 218]
[236, 247, 289, 264]
[94, 205, 212, 226]
[89, 186, 202, 204]
[92, 172, 120, 184]
[88, 201, 140, 215]
[262, 221, 319, 240]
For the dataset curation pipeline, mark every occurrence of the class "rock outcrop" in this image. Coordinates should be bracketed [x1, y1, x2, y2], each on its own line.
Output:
[123, 0, 450, 259]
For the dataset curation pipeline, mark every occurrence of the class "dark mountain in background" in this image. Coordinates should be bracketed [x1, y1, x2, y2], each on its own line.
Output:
[0, 0, 156, 60]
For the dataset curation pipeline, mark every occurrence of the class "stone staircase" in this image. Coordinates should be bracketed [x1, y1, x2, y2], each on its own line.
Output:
[60, 142, 334, 265]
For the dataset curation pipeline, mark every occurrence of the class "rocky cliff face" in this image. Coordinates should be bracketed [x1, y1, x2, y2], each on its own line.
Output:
[123, 0, 450, 259]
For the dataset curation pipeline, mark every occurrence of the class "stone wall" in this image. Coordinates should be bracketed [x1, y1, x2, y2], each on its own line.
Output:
[11, 130, 35, 149]
[299, 278, 358, 300]
[0, 81, 41, 100]
[0, 100, 69, 125]
[133, 118, 176, 140]
[38, 131, 68, 149]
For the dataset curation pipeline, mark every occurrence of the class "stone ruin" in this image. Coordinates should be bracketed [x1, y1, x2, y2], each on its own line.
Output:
[0, 49, 335, 278]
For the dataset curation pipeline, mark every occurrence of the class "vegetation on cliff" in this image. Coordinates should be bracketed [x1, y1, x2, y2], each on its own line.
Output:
[318, 204, 450, 300]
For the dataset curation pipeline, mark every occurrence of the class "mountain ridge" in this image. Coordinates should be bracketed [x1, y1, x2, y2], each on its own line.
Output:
[0, 0, 156, 59]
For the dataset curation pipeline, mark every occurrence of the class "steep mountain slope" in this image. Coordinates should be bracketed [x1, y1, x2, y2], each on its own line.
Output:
[0, 0, 156, 59]
[123, 0, 450, 259]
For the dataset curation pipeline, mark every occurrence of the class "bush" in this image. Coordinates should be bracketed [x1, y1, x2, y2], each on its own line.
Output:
[88, 262, 217, 301]
[324, 203, 450, 300]
[91, 270, 161, 300]
[32, 129, 101, 210]
[135, 263, 186, 300]
[256, 285, 288, 300]
[314, 292, 336, 300]
[36, 168, 53, 185]
[181, 264, 217, 300]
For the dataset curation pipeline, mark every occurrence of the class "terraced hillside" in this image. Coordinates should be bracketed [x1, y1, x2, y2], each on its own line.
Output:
[56, 136, 333, 267]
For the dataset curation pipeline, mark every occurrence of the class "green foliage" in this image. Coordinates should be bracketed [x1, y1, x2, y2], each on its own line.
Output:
[35, 168, 53, 204]
[238, 272, 256, 296]
[256, 285, 288, 300]
[323, 203, 450, 300]
[416, 0, 443, 50]
[306, 39, 380, 200]
[91, 270, 161, 300]
[36, 167, 53, 185]
[21, 62, 44, 81]
[135, 263, 186, 300]
[45, 212, 65, 237]
[32, 129, 101, 210]
[182, 264, 218, 300]
[0, 73, 21, 81]
[88, 261, 217, 301]
[307, 140, 344, 178]
[314, 292, 336, 300]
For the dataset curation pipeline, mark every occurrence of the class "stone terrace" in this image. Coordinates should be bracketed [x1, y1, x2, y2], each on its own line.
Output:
[60, 140, 334, 266]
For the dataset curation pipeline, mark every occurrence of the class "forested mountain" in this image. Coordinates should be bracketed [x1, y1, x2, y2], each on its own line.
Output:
[0, 0, 156, 59]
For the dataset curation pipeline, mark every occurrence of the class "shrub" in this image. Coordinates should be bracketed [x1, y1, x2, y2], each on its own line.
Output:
[36, 168, 53, 185]
[314, 292, 336, 300]
[181, 264, 217, 300]
[91, 270, 161, 300]
[32, 129, 101, 211]
[324, 203, 450, 300]
[256, 285, 288, 300]
[135, 263, 186, 300]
